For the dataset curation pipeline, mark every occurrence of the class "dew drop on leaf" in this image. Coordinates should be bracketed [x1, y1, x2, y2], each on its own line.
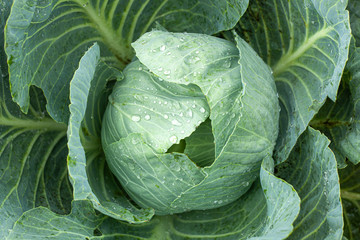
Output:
[186, 109, 193, 118]
[171, 119, 182, 126]
[131, 115, 141, 122]
[170, 136, 177, 143]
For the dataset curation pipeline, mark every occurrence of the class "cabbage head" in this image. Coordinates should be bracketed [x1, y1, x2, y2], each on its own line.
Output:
[101, 31, 280, 215]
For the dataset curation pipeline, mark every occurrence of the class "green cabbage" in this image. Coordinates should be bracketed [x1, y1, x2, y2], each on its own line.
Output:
[101, 31, 279, 215]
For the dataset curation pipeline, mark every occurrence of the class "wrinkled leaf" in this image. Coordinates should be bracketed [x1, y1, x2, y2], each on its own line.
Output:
[277, 127, 343, 239]
[7, 157, 301, 240]
[0, 68, 71, 239]
[348, 0, 360, 47]
[5, 0, 248, 123]
[311, 41, 360, 167]
[340, 162, 360, 240]
[0, 0, 13, 72]
[8, 200, 104, 239]
[67, 43, 154, 222]
[234, 0, 351, 163]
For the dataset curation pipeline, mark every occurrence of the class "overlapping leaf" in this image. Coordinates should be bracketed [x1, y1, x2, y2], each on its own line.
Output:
[6, 157, 301, 240]
[0, 0, 13, 72]
[67, 43, 154, 223]
[5, 0, 248, 123]
[234, 0, 351, 163]
[0, 66, 71, 239]
[349, 0, 360, 47]
[310, 0, 360, 166]
[339, 162, 360, 240]
[277, 128, 343, 239]
[1, 2, 72, 237]
[311, 42, 360, 167]
[7, 200, 104, 239]
[106, 30, 279, 214]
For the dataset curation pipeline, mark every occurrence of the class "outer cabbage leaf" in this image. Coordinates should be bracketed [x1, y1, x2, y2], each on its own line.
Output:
[67, 43, 154, 223]
[348, 0, 360, 47]
[5, 0, 248, 123]
[234, 0, 351, 163]
[0, 0, 13, 72]
[0, 65, 71, 239]
[277, 127, 343, 239]
[102, 30, 279, 215]
[311, 41, 360, 167]
[340, 162, 360, 240]
[149, 156, 300, 240]
[6, 158, 301, 240]
[7, 200, 105, 240]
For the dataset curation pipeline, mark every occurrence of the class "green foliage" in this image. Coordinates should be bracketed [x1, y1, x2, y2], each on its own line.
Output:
[0, 0, 359, 239]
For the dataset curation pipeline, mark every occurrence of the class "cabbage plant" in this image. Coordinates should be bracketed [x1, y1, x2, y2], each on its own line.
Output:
[0, 0, 359, 239]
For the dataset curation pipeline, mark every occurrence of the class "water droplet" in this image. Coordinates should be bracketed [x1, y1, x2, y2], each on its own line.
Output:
[164, 70, 171, 75]
[170, 136, 177, 143]
[181, 130, 185, 134]
[164, 114, 169, 119]
[199, 107, 206, 113]
[131, 138, 139, 145]
[145, 115, 151, 120]
[160, 45, 166, 51]
[138, 66, 143, 70]
[186, 109, 193, 117]
[223, 59, 231, 68]
[171, 119, 182, 126]
[195, 50, 200, 54]
[192, 104, 196, 108]
[158, 67, 163, 71]
[131, 115, 141, 122]
[180, 37, 185, 42]
[166, 52, 171, 55]
[164, 101, 168, 105]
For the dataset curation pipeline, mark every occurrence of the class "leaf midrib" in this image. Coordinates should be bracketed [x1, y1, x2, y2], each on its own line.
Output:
[273, 27, 332, 76]
[0, 117, 67, 131]
[80, 2, 133, 67]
